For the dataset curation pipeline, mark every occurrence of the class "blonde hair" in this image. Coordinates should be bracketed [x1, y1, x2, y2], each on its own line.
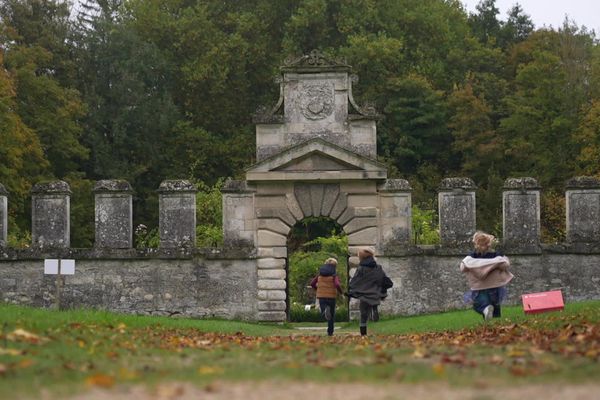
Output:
[324, 257, 338, 266]
[472, 231, 495, 253]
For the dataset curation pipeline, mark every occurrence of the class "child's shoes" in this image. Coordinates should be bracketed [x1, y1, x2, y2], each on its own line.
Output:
[483, 305, 494, 321]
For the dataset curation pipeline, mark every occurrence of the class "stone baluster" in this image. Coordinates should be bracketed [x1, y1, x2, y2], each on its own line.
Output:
[93, 180, 133, 249]
[378, 179, 412, 251]
[158, 180, 197, 248]
[31, 181, 71, 248]
[502, 177, 541, 253]
[0, 184, 7, 247]
[438, 178, 476, 248]
[566, 176, 600, 244]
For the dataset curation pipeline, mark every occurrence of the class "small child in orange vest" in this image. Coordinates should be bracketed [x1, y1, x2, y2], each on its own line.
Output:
[310, 257, 343, 336]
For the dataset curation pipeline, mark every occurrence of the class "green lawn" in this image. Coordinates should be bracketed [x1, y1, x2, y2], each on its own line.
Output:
[1, 301, 599, 399]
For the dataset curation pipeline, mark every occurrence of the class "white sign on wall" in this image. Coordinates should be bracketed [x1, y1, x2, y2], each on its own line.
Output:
[44, 259, 75, 275]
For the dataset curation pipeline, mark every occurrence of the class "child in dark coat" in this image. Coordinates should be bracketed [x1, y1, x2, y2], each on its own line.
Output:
[460, 231, 513, 321]
[348, 247, 390, 336]
[310, 257, 343, 336]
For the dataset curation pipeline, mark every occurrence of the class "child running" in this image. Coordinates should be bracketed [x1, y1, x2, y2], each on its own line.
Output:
[460, 231, 513, 321]
[310, 257, 343, 336]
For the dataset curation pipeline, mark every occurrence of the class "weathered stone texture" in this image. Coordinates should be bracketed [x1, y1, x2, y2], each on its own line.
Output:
[0, 258, 258, 319]
[566, 176, 600, 243]
[438, 178, 476, 247]
[503, 178, 541, 253]
[378, 180, 412, 250]
[223, 181, 256, 247]
[94, 180, 133, 249]
[0, 184, 7, 247]
[378, 254, 600, 316]
[31, 181, 71, 248]
[158, 180, 197, 248]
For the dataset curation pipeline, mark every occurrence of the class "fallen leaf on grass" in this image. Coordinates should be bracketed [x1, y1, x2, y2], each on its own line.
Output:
[85, 373, 115, 388]
[412, 347, 428, 359]
[0, 363, 6, 376]
[7, 329, 47, 344]
[118, 367, 139, 380]
[16, 359, 34, 369]
[0, 348, 23, 356]
[156, 383, 185, 398]
[432, 362, 445, 376]
[318, 359, 339, 369]
[197, 366, 224, 375]
[489, 355, 504, 365]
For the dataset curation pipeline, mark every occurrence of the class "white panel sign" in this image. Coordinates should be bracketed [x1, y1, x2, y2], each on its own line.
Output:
[44, 259, 59, 274]
[44, 259, 76, 275]
[61, 259, 75, 275]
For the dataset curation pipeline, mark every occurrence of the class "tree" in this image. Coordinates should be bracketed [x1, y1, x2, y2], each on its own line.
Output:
[469, 0, 501, 45]
[1, 0, 88, 178]
[0, 50, 49, 231]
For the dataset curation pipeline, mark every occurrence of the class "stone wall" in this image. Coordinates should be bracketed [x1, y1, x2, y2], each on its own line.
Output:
[378, 250, 600, 316]
[0, 248, 257, 319]
[2, 247, 600, 318]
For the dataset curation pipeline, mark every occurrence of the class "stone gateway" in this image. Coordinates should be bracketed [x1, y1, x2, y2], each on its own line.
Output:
[1, 52, 600, 321]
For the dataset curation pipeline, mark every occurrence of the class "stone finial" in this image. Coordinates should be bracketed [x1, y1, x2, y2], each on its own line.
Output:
[93, 180, 133, 249]
[565, 176, 600, 243]
[378, 179, 412, 192]
[565, 176, 600, 189]
[157, 180, 197, 193]
[438, 177, 477, 191]
[222, 179, 255, 193]
[31, 180, 71, 248]
[31, 180, 72, 195]
[0, 183, 7, 247]
[502, 177, 541, 253]
[158, 180, 197, 248]
[93, 179, 133, 193]
[438, 177, 476, 247]
[503, 177, 541, 190]
[281, 49, 351, 72]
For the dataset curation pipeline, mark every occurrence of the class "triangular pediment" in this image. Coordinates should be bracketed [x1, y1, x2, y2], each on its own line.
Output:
[246, 138, 387, 181]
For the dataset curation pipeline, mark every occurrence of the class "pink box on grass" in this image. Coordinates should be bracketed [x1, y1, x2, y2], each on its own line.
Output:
[521, 290, 564, 314]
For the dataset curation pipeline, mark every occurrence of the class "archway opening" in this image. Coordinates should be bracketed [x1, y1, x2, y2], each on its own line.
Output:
[286, 217, 349, 322]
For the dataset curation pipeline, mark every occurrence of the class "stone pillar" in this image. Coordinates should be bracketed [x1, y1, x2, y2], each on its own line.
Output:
[0, 184, 7, 247]
[222, 179, 256, 247]
[378, 179, 412, 252]
[566, 176, 600, 244]
[502, 177, 541, 253]
[93, 180, 133, 249]
[158, 180, 197, 248]
[31, 181, 71, 248]
[438, 178, 476, 248]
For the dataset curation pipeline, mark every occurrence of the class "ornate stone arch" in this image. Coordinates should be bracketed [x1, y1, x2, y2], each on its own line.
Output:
[221, 51, 412, 321]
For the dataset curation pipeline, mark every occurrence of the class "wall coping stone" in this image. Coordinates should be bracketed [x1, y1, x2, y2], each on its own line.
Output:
[378, 179, 412, 192]
[438, 177, 476, 191]
[31, 180, 71, 195]
[503, 177, 541, 190]
[222, 179, 256, 193]
[565, 176, 600, 189]
[0, 246, 256, 261]
[93, 179, 133, 193]
[0, 183, 7, 196]
[157, 180, 197, 193]
[379, 243, 600, 256]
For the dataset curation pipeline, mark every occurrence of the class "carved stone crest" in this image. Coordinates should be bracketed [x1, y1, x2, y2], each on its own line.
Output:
[300, 83, 334, 120]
